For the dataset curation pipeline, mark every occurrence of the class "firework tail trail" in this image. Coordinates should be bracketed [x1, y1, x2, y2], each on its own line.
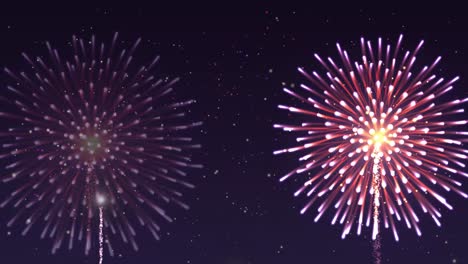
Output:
[372, 150, 382, 264]
[371, 150, 381, 241]
[373, 234, 381, 264]
[99, 207, 104, 264]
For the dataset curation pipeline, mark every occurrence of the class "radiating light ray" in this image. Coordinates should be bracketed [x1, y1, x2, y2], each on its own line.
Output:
[0, 33, 202, 256]
[274, 34, 468, 241]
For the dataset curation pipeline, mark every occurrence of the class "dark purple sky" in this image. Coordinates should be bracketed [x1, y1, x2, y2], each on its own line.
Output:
[0, 3, 467, 264]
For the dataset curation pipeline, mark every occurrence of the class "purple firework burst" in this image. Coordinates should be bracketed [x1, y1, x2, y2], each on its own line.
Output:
[0, 33, 202, 255]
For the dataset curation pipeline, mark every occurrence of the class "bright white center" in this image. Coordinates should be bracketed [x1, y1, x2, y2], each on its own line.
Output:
[96, 193, 106, 206]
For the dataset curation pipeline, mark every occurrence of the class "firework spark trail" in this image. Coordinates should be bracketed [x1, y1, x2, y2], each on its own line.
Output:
[0, 33, 202, 256]
[99, 207, 104, 264]
[372, 150, 382, 264]
[371, 150, 382, 241]
[373, 234, 381, 264]
[274, 34, 468, 241]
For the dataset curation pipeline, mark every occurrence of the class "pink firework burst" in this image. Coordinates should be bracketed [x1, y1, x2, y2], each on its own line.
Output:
[0, 33, 202, 255]
[274, 35, 468, 241]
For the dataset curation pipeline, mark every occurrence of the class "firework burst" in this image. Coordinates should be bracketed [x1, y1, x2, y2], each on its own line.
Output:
[274, 35, 468, 241]
[0, 33, 202, 256]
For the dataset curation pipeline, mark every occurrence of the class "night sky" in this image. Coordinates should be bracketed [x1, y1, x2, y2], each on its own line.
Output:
[0, 3, 467, 264]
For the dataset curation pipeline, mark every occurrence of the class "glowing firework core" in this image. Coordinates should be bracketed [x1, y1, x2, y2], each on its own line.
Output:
[352, 105, 398, 158]
[371, 129, 387, 148]
[59, 113, 116, 171]
[82, 134, 102, 154]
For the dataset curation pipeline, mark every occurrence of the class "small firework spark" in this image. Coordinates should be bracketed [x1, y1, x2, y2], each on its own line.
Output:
[274, 35, 468, 242]
[0, 33, 202, 257]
